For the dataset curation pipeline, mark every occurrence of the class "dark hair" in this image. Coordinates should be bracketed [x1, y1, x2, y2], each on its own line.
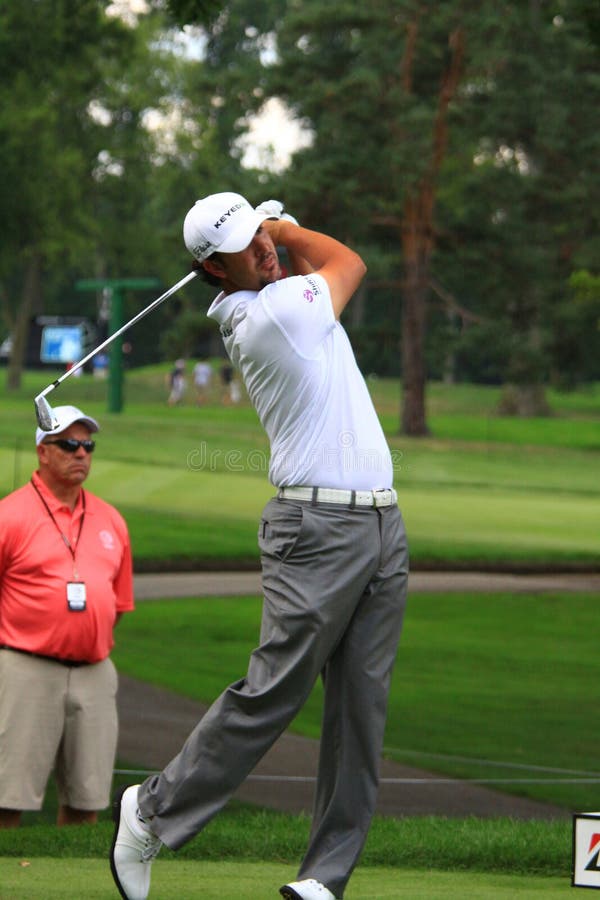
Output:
[191, 254, 223, 287]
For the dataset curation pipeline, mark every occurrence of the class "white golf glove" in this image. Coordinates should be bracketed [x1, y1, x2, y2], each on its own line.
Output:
[255, 199, 299, 226]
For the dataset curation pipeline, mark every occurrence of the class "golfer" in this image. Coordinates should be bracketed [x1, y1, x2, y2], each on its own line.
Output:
[111, 193, 409, 900]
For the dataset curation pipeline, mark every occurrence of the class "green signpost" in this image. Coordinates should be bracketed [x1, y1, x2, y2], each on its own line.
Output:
[76, 278, 160, 414]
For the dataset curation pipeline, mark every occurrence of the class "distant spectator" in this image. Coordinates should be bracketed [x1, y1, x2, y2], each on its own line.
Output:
[193, 360, 212, 405]
[230, 378, 241, 404]
[167, 359, 186, 406]
[219, 362, 240, 404]
[93, 353, 109, 379]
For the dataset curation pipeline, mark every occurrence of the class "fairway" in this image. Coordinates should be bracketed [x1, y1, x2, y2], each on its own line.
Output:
[2, 446, 598, 566]
[0, 858, 574, 899]
[0, 374, 597, 891]
[1, 373, 598, 568]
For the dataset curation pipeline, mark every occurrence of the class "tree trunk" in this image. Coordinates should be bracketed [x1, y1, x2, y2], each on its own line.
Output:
[398, 24, 465, 436]
[6, 253, 42, 390]
[501, 302, 550, 416]
[400, 196, 430, 435]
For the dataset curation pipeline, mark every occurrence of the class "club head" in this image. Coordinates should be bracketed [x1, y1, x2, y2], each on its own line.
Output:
[34, 394, 59, 431]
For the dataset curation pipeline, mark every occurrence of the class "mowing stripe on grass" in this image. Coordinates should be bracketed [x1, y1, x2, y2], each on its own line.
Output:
[0, 858, 574, 899]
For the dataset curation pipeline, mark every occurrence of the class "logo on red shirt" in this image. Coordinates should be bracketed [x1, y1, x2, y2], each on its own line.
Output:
[99, 530, 115, 550]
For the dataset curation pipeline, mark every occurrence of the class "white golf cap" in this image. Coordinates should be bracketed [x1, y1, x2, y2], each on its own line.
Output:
[35, 404, 100, 446]
[183, 191, 269, 261]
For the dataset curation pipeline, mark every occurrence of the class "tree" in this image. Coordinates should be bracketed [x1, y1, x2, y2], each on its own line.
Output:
[0, 1, 227, 381]
[395, 15, 465, 434]
[273, 1, 600, 421]
[9, 0, 594, 412]
[0, 0, 135, 388]
[262, 3, 479, 433]
[547, 270, 600, 388]
[450, 1, 600, 414]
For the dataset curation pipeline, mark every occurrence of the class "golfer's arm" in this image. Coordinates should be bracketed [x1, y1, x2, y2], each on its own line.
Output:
[286, 247, 314, 276]
[266, 220, 366, 318]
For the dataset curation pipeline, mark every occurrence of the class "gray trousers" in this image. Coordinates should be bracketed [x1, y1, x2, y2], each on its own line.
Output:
[138, 497, 408, 898]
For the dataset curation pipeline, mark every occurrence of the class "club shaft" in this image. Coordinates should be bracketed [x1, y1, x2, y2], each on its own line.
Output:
[41, 270, 198, 394]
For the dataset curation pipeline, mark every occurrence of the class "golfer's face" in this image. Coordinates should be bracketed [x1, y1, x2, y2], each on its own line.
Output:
[218, 226, 282, 292]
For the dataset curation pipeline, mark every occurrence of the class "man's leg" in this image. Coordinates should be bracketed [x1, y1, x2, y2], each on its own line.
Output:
[0, 809, 21, 828]
[56, 659, 118, 824]
[0, 651, 67, 823]
[135, 499, 383, 851]
[295, 506, 409, 898]
[57, 805, 98, 826]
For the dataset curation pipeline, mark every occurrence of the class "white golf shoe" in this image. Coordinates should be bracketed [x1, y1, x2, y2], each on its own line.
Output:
[110, 784, 162, 900]
[280, 879, 336, 900]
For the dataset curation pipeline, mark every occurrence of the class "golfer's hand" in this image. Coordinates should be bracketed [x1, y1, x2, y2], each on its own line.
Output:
[255, 199, 299, 226]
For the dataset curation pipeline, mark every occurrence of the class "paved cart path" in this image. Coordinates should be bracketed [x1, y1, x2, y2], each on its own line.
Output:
[117, 570, 599, 821]
[132, 569, 600, 600]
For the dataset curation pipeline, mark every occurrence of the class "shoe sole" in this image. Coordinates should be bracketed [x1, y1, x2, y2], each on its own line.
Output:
[109, 784, 131, 900]
[279, 889, 303, 900]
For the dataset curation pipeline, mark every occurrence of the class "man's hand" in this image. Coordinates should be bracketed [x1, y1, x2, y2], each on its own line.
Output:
[261, 218, 314, 278]
[255, 199, 299, 226]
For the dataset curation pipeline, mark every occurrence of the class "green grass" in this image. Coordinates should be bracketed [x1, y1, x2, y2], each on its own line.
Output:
[3, 444, 598, 567]
[390, 592, 600, 808]
[109, 592, 600, 811]
[0, 858, 576, 898]
[2, 369, 598, 569]
[0, 805, 577, 896]
[0, 813, 576, 898]
[419, 414, 600, 450]
[0, 810, 572, 873]
[0, 370, 595, 892]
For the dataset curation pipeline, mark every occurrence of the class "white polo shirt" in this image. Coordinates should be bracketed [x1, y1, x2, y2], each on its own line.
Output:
[207, 273, 393, 490]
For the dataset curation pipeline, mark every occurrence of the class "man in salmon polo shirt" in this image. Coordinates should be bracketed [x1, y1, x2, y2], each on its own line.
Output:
[0, 405, 135, 828]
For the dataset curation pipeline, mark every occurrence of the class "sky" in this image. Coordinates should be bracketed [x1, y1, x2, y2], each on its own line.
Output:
[105, 0, 312, 173]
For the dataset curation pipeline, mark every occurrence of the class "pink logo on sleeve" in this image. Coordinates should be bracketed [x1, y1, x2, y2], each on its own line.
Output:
[303, 289, 314, 303]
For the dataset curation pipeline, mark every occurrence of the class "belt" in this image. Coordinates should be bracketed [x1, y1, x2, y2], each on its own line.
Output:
[0, 645, 91, 667]
[277, 486, 397, 508]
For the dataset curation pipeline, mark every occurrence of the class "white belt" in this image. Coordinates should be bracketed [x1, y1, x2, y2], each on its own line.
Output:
[277, 486, 397, 508]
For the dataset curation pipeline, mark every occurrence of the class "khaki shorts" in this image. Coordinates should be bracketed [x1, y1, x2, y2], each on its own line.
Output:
[0, 649, 118, 811]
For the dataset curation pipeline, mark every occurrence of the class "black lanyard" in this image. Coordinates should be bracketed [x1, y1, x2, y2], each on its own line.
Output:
[30, 479, 86, 576]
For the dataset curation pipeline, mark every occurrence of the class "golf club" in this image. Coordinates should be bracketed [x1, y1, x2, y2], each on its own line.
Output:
[34, 270, 199, 430]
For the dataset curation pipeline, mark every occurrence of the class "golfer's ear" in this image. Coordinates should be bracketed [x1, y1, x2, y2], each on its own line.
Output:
[203, 257, 226, 280]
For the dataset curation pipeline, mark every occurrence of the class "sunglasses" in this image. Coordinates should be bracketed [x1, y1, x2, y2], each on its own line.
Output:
[43, 439, 96, 454]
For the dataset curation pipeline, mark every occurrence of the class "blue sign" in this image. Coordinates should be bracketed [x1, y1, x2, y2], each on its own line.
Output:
[40, 325, 83, 364]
